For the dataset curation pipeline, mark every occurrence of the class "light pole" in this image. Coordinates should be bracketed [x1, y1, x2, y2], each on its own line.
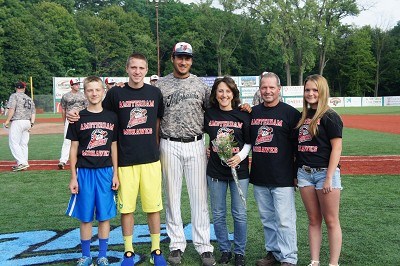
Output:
[65, 68, 76, 77]
[155, 0, 160, 77]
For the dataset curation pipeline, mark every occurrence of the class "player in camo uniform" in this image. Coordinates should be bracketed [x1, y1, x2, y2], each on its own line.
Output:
[58, 78, 88, 169]
[4, 81, 36, 172]
[155, 42, 216, 266]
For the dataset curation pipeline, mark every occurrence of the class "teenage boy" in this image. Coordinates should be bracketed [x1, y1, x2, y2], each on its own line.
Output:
[66, 53, 167, 266]
[65, 76, 119, 266]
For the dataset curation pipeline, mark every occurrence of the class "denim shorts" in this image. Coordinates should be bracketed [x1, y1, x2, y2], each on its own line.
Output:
[297, 166, 343, 190]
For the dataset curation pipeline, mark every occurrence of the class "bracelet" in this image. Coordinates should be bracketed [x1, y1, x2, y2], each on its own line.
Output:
[31, 122, 34, 127]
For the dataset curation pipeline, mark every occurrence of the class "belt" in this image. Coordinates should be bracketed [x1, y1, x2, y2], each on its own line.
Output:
[162, 134, 203, 143]
[301, 165, 327, 174]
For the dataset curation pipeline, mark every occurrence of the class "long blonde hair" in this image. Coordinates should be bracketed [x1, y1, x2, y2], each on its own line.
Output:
[296, 74, 332, 137]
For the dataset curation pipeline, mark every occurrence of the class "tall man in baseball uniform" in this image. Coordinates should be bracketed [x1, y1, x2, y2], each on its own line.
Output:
[156, 42, 216, 266]
[250, 72, 300, 266]
[58, 78, 87, 169]
[4, 81, 36, 172]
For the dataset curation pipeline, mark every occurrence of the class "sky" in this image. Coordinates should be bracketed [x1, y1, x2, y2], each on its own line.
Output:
[180, 0, 400, 29]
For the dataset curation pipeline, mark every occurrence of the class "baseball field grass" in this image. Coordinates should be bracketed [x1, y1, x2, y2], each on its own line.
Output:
[0, 107, 399, 265]
[0, 171, 399, 265]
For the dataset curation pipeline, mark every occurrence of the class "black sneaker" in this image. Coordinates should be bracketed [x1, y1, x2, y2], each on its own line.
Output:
[201, 252, 216, 266]
[57, 162, 65, 170]
[168, 249, 183, 265]
[218, 252, 232, 264]
[235, 254, 245, 266]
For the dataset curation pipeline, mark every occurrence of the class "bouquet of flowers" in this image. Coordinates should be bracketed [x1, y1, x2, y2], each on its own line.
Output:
[211, 133, 247, 209]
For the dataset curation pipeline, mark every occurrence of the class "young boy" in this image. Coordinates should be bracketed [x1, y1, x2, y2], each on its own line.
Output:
[65, 76, 119, 266]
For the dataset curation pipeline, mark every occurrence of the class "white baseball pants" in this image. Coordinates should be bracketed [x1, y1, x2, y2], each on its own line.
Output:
[59, 120, 71, 163]
[160, 138, 214, 255]
[9, 120, 31, 165]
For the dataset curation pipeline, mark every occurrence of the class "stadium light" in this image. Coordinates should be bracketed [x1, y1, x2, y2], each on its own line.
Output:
[150, 0, 161, 77]
[65, 68, 76, 77]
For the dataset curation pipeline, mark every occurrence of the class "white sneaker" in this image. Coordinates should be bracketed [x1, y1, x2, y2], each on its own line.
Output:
[12, 164, 29, 172]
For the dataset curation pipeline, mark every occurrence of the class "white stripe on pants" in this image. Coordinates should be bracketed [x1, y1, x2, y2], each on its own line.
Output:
[160, 138, 214, 254]
[9, 120, 31, 165]
[59, 120, 71, 163]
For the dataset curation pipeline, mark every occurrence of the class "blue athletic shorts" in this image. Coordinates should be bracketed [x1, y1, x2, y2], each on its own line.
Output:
[66, 167, 117, 222]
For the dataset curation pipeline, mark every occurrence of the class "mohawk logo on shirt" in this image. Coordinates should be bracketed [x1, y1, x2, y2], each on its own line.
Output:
[87, 129, 108, 149]
[127, 108, 147, 128]
[216, 127, 234, 138]
[298, 124, 312, 143]
[255, 126, 274, 145]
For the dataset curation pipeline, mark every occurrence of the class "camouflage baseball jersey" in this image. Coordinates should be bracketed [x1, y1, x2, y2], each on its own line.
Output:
[7, 92, 35, 120]
[60, 91, 88, 112]
[156, 73, 211, 138]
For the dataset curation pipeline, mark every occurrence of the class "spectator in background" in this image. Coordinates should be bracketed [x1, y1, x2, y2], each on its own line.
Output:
[1, 101, 4, 115]
[58, 78, 88, 170]
[252, 89, 263, 106]
[105, 77, 116, 91]
[150, 75, 159, 86]
[4, 81, 36, 172]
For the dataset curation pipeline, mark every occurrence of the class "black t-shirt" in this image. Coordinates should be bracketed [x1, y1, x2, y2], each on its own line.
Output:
[102, 83, 164, 166]
[297, 109, 343, 168]
[250, 102, 301, 187]
[67, 109, 118, 168]
[204, 107, 251, 181]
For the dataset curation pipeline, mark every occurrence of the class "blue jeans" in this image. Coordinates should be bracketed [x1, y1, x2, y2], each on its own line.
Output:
[253, 185, 298, 264]
[207, 176, 249, 255]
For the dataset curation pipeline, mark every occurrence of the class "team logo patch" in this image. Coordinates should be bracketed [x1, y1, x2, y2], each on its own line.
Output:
[255, 126, 273, 145]
[87, 129, 108, 149]
[216, 127, 234, 139]
[298, 124, 312, 143]
[127, 108, 147, 128]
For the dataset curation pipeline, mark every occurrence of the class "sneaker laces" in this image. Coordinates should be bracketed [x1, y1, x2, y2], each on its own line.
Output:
[308, 261, 319, 266]
[77, 257, 90, 266]
[97, 257, 109, 265]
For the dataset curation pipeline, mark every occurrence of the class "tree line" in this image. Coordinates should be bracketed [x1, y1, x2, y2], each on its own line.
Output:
[1, 0, 399, 102]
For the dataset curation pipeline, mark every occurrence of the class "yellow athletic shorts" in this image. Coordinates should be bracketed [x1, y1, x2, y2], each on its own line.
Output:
[117, 160, 163, 213]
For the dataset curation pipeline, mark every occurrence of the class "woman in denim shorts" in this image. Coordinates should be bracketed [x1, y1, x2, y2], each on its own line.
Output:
[296, 75, 343, 266]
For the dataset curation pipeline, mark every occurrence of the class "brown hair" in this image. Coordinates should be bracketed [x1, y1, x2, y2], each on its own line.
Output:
[126, 52, 148, 67]
[210, 76, 241, 109]
[83, 76, 103, 91]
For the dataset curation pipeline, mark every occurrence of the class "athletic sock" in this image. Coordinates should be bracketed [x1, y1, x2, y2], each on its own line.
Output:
[98, 238, 108, 258]
[81, 239, 91, 257]
[150, 233, 160, 252]
[123, 235, 134, 253]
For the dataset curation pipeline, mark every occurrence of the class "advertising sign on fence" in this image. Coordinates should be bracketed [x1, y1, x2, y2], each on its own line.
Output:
[384, 96, 400, 106]
[362, 97, 383, 106]
[281, 86, 304, 97]
[284, 97, 303, 108]
[344, 97, 362, 107]
[329, 97, 345, 107]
